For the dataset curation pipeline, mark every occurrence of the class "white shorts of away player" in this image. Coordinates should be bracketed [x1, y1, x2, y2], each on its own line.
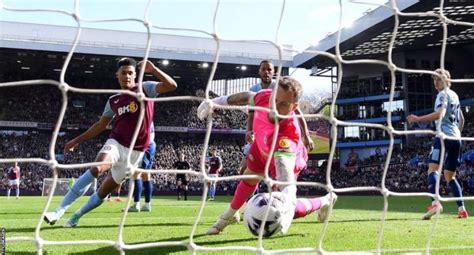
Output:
[208, 173, 218, 182]
[99, 139, 144, 184]
[9, 179, 20, 186]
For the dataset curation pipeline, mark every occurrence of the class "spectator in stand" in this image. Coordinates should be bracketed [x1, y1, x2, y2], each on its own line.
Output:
[345, 148, 359, 173]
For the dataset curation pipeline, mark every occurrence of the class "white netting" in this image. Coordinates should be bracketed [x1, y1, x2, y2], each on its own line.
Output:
[42, 178, 75, 196]
[1, 0, 474, 254]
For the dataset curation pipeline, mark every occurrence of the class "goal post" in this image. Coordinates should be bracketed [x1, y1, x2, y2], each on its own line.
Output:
[41, 178, 95, 196]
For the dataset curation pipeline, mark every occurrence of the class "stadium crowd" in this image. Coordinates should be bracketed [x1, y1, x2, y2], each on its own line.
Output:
[1, 81, 473, 197]
[2, 127, 473, 196]
[0, 85, 247, 130]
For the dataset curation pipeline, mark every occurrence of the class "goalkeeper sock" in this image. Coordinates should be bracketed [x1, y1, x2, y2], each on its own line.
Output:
[143, 180, 153, 203]
[60, 170, 94, 211]
[75, 192, 104, 217]
[133, 179, 142, 203]
[427, 172, 438, 200]
[230, 181, 257, 210]
[294, 198, 322, 219]
[449, 179, 464, 208]
[15, 187, 19, 198]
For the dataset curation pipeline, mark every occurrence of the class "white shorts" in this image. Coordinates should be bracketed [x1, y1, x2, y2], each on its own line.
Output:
[208, 173, 218, 182]
[9, 179, 19, 186]
[99, 139, 144, 184]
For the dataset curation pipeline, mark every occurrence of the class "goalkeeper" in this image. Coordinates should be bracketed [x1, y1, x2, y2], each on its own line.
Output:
[198, 76, 335, 235]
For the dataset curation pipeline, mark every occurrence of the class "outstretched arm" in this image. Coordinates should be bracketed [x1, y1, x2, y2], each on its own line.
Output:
[407, 108, 445, 123]
[226, 91, 255, 106]
[245, 111, 255, 144]
[295, 108, 314, 151]
[138, 60, 177, 93]
[197, 92, 255, 120]
[64, 116, 113, 153]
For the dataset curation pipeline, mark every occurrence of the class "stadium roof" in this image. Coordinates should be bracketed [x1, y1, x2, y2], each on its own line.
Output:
[294, 0, 474, 71]
[0, 21, 293, 67]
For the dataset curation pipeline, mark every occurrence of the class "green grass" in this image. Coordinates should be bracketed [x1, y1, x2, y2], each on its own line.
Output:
[309, 135, 330, 155]
[0, 195, 473, 254]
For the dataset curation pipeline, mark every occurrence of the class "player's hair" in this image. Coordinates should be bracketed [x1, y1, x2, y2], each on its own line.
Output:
[117, 57, 137, 69]
[259, 59, 273, 68]
[278, 76, 303, 102]
[433, 68, 451, 87]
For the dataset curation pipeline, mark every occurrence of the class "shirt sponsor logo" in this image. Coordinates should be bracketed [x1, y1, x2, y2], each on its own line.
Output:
[117, 101, 138, 115]
[278, 138, 291, 149]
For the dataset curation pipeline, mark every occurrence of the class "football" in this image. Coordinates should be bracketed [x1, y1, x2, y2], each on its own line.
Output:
[243, 192, 286, 237]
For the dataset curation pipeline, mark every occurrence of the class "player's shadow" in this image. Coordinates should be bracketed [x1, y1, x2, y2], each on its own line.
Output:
[64, 233, 203, 255]
[0, 212, 44, 216]
[39, 222, 195, 231]
[295, 217, 414, 225]
[325, 195, 429, 214]
[69, 245, 188, 255]
[67, 233, 299, 254]
[194, 233, 300, 246]
[3, 252, 37, 255]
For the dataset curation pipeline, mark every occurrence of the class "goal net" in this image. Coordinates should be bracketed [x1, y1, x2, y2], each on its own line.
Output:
[41, 178, 71, 197]
[41, 178, 95, 196]
[1, 0, 473, 254]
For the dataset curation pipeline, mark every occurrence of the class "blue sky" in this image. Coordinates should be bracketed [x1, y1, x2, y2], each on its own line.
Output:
[1, 0, 387, 94]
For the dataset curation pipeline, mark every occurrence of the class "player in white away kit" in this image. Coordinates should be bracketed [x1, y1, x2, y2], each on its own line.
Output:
[407, 69, 468, 219]
[6, 162, 20, 199]
[198, 77, 336, 235]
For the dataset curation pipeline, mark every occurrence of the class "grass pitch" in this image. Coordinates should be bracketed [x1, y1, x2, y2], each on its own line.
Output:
[0, 195, 473, 254]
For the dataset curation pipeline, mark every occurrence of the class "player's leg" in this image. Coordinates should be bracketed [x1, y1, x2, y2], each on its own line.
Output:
[183, 183, 188, 201]
[444, 139, 468, 218]
[141, 172, 153, 212]
[207, 180, 214, 201]
[423, 138, 443, 220]
[207, 177, 217, 201]
[15, 180, 20, 199]
[65, 147, 144, 227]
[128, 173, 142, 212]
[44, 152, 114, 225]
[177, 179, 182, 200]
[207, 168, 261, 235]
[294, 193, 338, 222]
[140, 141, 155, 211]
[64, 174, 120, 228]
[274, 151, 298, 234]
[211, 179, 217, 200]
[114, 183, 123, 202]
[6, 182, 11, 199]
